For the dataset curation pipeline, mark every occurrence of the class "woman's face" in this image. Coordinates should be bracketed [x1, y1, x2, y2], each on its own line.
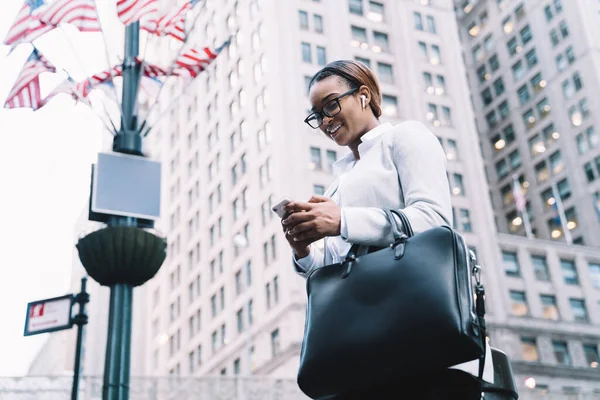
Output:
[308, 76, 367, 147]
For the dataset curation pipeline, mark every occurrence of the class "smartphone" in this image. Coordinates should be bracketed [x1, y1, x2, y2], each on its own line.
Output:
[271, 197, 292, 218]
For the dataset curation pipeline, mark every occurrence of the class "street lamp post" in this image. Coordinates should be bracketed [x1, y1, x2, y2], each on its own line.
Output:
[76, 22, 167, 400]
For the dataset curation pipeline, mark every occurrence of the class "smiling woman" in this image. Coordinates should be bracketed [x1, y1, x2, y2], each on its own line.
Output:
[280, 59, 493, 399]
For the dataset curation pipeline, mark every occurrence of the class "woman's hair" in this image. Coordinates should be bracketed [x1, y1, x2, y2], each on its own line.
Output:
[308, 59, 382, 118]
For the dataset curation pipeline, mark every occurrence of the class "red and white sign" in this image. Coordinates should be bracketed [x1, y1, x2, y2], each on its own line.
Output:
[24, 295, 74, 336]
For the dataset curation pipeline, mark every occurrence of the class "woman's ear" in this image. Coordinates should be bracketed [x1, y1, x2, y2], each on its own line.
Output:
[359, 85, 371, 105]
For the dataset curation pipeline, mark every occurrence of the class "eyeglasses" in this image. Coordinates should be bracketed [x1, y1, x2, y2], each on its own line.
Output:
[304, 88, 358, 129]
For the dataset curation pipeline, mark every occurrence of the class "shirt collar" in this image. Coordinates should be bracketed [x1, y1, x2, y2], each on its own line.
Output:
[332, 123, 393, 176]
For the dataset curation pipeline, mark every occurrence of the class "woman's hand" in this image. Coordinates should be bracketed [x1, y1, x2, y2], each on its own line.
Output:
[282, 195, 341, 242]
[281, 212, 313, 259]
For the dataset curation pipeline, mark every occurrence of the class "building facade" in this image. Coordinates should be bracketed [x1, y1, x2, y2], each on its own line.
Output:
[455, 0, 600, 246]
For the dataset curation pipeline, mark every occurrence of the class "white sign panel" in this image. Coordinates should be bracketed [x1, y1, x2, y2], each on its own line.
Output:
[24, 295, 74, 336]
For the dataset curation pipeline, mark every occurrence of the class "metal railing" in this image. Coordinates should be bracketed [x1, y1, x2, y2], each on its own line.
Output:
[0, 376, 598, 400]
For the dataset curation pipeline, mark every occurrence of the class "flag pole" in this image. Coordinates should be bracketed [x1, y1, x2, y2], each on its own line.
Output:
[55, 27, 121, 128]
[59, 72, 118, 134]
[512, 174, 533, 239]
[96, 6, 126, 125]
[551, 181, 573, 244]
[138, 0, 207, 134]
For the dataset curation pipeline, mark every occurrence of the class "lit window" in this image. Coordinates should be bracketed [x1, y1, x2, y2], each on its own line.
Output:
[540, 294, 560, 320]
[368, 1, 384, 22]
[373, 31, 389, 53]
[382, 94, 398, 117]
[510, 291, 529, 316]
[583, 344, 599, 368]
[520, 337, 539, 362]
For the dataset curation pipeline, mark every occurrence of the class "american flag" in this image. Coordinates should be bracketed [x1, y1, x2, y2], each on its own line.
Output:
[3, 0, 54, 47]
[117, 0, 158, 26]
[142, 0, 200, 42]
[137, 58, 168, 78]
[4, 49, 57, 110]
[173, 39, 229, 78]
[84, 65, 123, 87]
[37, 0, 102, 32]
[43, 77, 91, 105]
[512, 175, 526, 212]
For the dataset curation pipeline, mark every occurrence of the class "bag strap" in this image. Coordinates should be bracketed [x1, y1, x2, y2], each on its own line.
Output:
[472, 254, 487, 384]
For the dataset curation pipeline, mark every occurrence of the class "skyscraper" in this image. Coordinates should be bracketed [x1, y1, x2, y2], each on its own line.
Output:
[143, 0, 600, 397]
[455, 0, 600, 246]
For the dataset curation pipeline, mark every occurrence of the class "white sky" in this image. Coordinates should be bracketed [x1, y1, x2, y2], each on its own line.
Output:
[0, 1, 127, 376]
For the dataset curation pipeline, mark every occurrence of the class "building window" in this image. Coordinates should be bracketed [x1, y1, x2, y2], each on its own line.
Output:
[355, 56, 370, 67]
[310, 147, 322, 170]
[520, 25, 532, 45]
[560, 259, 579, 285]
[521, 337, 539, 362]
[414, 12, 423, 30]
[373, 31, 389, 53]
[316, 46, 327, 66]
[502, 251, 520, 277]
[301, 42, 311, 63]
[377, 62, 393, 84]
[381, 94, 398, 117]
[540, 294, 560, 320]
[509, 290, 528, 316]
[583, 344, 599, 368]
[525, 49, 537, 68]
[589, 262, 600, 289]
[430, 45, 440, 64]
[236, 308, 244, 333]
[489, 54, 500, 71]
[298, 10, 308, 30]
[531, 255, 551, 281]
[313, 14, 323, 33]
[271, 328, 281, 357]
[426, 16, 436, 34]
[552, 341, 571, 366]
[451, 173, 465, 196]
[569, 299, 588, 323]
[368, 1, 384, 22]
[458, 209, 471, 232]
[512, 60, 525, 81]
[348, 0, 363, 15]
[351, 25, 367, 46]
[326, 150, 337, 172]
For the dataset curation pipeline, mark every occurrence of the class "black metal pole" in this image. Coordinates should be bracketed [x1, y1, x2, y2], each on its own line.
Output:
[113, 21, 142, 156]
[71, 277, 90, 400]
[102, 283, 133, 400]
[102, 21, 142, 400]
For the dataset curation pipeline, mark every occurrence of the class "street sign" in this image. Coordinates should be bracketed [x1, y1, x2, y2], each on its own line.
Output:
[24, 294, 74, 336]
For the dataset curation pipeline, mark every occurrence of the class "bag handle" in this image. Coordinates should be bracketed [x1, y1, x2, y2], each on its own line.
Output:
[387, 209, 414, 237]
[342, 209, 412, 271]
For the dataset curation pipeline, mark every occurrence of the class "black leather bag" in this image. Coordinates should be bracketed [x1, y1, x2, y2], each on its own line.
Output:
[297, 209, 486, 399]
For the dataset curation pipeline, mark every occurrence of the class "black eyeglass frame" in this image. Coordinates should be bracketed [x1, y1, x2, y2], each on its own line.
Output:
[304, 88, 359, 129]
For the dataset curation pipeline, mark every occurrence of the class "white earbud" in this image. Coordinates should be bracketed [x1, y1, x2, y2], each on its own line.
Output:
[361, 95, 367, 109]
